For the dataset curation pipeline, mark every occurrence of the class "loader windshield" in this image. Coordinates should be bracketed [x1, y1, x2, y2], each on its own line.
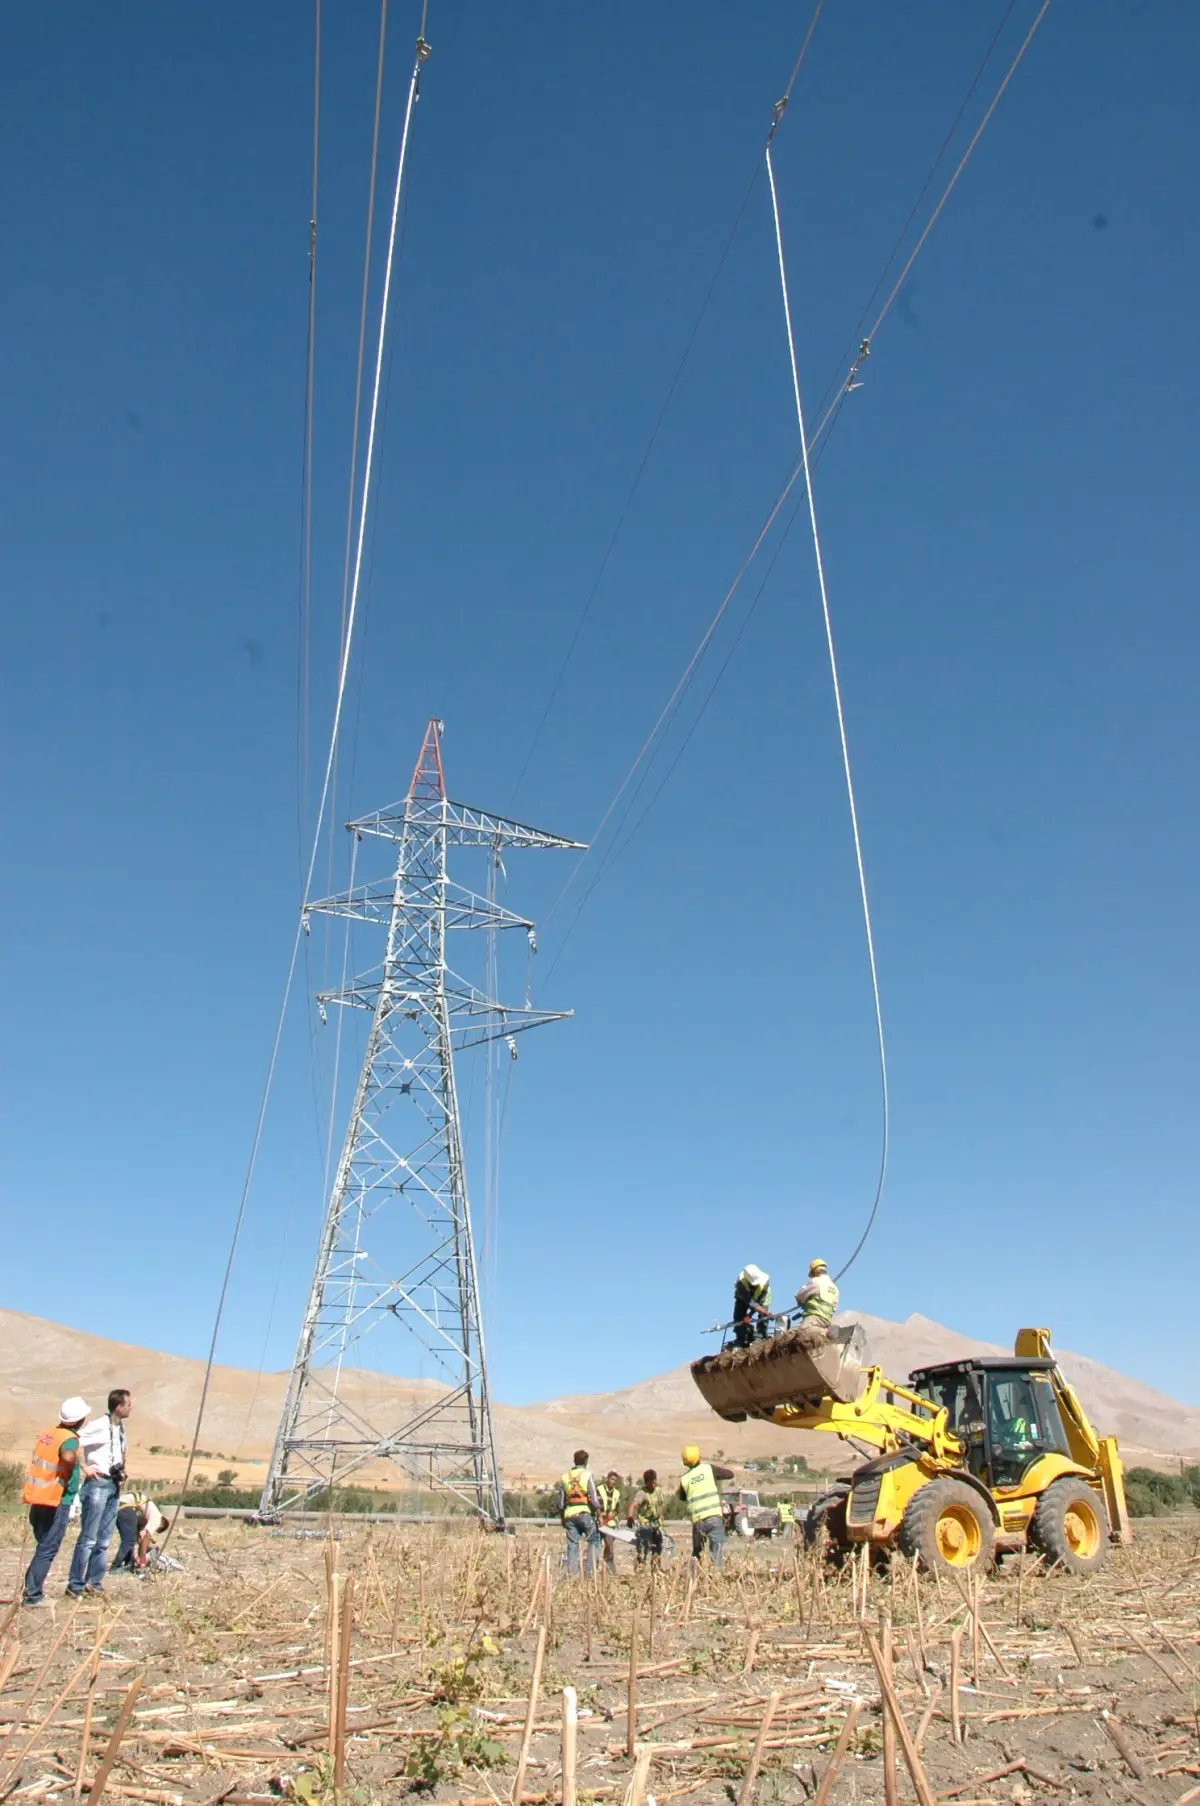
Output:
[986, 1371, 1071, 1486]
[918, 1372, 987, 1475]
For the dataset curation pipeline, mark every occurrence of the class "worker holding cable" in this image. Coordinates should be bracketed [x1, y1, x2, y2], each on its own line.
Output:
[731, 1265, 772, 1348]
[793, 1258, 839, 1349]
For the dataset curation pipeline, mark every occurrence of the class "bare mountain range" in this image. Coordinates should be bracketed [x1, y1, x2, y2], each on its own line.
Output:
[0, 1306, 1194, 1489]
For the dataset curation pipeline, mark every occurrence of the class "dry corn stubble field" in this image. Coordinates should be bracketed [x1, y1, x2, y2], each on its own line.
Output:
[0, 1514, 1198, 1806]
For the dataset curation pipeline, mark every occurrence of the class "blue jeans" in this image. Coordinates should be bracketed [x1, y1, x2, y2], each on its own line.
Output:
[563, 1512, 601, 1576]
[691, 1515, 725, 1568]
[24, 1499, 74, 1602]
[68, 1479, 120, 1592]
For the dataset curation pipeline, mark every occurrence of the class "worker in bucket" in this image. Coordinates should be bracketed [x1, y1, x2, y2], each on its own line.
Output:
[732, 1265, 772, 1348]
[554, 1450, 602, 1577]
[793, 1257, 839, 1348]
[678, 1446, 734, 1568]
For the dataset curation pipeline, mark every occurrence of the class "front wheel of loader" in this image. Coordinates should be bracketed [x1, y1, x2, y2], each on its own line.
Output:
[1028, 1477, 1109, 1574]
[898, 1478, 996, 1576]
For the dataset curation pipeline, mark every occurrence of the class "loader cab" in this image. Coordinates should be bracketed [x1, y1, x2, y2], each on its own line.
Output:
[910, 1356, 1072, 1491]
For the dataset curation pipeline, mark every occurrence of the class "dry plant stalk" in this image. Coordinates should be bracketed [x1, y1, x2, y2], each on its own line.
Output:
[863, 1626, 937, 1806]
[880, 1615, 898, 1806]
[811, 1702, 861, 1806]
[84, 1671, 145, 1806]
[736, 1688, 781, 1806]
[333, 1572, 355, 1791]
[511, 1622, 547, 1805]
[561, 1685, 578, 1806]
[950, 1623, 965, 1744]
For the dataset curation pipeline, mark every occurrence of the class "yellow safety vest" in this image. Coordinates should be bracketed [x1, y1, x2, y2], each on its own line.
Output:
[561, 1467, 594, 1520]
[633, 1488, 663, 1527]
[596, 1482, 621, 1521]
[801, 1274, 839, 1326]
[679, 1462, 722, 1524]
[777, 1501, 794, 1525]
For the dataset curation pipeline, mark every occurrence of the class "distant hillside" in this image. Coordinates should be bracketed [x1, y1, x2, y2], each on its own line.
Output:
[0, 1305, 1194, 1490]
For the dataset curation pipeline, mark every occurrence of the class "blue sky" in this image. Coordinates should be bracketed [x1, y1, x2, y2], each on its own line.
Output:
[1, 2, 1197, 1413]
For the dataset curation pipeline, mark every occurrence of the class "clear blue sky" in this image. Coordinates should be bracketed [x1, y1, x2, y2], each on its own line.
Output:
[2, 2, 1197, 1413]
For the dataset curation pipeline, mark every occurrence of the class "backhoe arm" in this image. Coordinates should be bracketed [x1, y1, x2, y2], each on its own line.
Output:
[1015, 1327, 1132, 1545]
[768, 1366, 961, 1462]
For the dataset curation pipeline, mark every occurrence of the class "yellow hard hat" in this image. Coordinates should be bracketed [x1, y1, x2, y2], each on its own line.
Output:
[809, 1257, 828, 1275]
[681, 1445, 701, 1467]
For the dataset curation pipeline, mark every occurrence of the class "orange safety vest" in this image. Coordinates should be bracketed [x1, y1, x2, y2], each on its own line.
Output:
[561, 1467, 593, 1518]
[22, 1425, 76, 1508]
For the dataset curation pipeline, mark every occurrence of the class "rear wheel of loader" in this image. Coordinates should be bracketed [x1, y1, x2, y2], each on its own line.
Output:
[898, 1478, 996, 1576]
[1029, 1477, 1109, 1574]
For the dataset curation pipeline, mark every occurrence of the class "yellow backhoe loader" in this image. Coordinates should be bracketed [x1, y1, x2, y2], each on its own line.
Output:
[691, 1324, 1130, 1575]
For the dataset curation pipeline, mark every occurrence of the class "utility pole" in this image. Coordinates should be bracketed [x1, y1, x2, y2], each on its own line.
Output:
[261, 719, 583, 1521]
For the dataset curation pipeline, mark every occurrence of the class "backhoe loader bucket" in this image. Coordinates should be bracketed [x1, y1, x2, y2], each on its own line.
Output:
[691, 1322, 866, 1422]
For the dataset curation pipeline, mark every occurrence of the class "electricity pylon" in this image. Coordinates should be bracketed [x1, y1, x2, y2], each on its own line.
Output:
[261, 720, 583, 1521]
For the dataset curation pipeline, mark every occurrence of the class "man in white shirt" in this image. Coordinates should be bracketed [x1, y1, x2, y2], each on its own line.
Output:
[66, 1389, 132, 1597]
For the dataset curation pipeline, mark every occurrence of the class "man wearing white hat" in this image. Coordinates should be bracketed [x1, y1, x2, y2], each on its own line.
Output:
[21, 1396, 90, 1605]
[732, 1266, 772, 1349]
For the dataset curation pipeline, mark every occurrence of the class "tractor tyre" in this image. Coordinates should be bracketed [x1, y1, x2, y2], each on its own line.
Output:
[734, 1511, 754, 1540]
[804, 1492, 852, 1568]
[1028, 1477, 1109, 1574]
[898, 1478, 996, 1576]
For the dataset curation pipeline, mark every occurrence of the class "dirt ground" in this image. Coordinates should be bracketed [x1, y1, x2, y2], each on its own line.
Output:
[0, 1512, 1197, 1806]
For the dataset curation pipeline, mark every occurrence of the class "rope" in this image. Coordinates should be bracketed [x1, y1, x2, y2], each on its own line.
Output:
[764, 142, 887, 1281]
[165, 17, 432, 1541]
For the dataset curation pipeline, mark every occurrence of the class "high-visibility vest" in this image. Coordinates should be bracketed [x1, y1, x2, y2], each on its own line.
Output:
[800, 1274, 839, 1325]
[561, 1467, 594, 1520]
[777, 1502, 794, 1525]
[22, 1426, 76, 1508]
[633, 1488, 663, 1527]
[597, 1482, 620, 1522]
[679, 1462, 722, 1524]
[735, 1277, 771, 1314]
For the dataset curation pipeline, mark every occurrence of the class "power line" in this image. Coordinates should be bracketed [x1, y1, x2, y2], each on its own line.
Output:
[538, 0, 1057, 968]
[765, 140, 887, 1282]
[167, 12, 434, 1540]
[507, 2, 827, 807]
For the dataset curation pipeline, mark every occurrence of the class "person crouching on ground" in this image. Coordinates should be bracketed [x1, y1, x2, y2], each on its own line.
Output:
[67, 1388, 132, 1599]
[21, 1397, 90, 1606]
[555, 1450, 602, 1577]
[628, 1469, 665, 1567]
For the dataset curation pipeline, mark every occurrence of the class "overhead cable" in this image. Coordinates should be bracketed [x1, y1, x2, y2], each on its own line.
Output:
[764, 141, 888, 1282]
[540, 0, 1056, 964]
[507, 0, 826, 807]
[168, 14, 433, 1538]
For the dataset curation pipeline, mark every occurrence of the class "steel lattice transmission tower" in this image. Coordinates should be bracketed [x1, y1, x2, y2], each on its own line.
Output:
[261, 720, 583, 1521]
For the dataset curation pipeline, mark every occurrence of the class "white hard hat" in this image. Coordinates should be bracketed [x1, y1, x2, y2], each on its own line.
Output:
[742, 1264, 767, 1285]
[60, 1397, 90, 1424]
